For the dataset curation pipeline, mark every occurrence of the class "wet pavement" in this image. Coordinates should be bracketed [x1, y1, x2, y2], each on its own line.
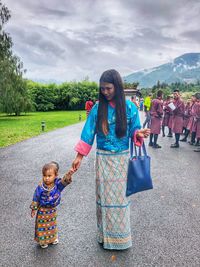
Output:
[0, 113, 200, 267]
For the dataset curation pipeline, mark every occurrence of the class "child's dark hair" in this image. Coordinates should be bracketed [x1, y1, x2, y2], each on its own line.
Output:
[50, 161, 59, 171]
[42, 163, 57, 175]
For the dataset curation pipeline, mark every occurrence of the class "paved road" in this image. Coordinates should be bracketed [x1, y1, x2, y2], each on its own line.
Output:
[0, 113, 200, 267]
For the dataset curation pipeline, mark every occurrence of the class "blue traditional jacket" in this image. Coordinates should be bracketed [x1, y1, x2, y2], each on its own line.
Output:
[78, 100, 141, 153]
[30, 178, 67, 210]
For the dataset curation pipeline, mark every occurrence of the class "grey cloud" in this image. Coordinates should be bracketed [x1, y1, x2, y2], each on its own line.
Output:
[36, 6, 73, 17]
[181, 30, 200, 43]
[8, 25, 65, 58]
[3, 0, 200, 81]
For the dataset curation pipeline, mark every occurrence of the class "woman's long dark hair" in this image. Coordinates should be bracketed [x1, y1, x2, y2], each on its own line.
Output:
[97, 69, 127, 138]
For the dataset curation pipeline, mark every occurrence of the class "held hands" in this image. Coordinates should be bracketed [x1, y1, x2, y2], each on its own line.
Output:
[136, 128, 151, 138]
[63, 168, 74, 184]
[70, 130, 151, 173]
[72, 153, 84, 172]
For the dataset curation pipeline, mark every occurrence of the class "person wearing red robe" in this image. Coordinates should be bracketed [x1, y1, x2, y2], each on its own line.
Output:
[180, 95, 196, 142]
[180, 100, 191, 142]
[170, 89, 185, 148]
[149, 90, 163, 148]
[194, 93, 200, 152]
[188, 95, 198, 145]
[162, 96, 173, 137]
[85, 98, 94, 117]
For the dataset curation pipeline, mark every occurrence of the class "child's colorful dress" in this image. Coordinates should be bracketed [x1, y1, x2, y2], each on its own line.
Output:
[30, 178, 68, 246]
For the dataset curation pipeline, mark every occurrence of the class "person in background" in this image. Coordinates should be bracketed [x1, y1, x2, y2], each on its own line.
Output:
[194, 93, 200, 152]
[166, 96, 173, 138]
[131, 95, 139, 109]
[149, 90, 163, 148]
[162, 96, 172, 137]
[85, 98, 94, 117]
[180, 100, 192, 142]
[188, 94, 198, 145]
[143, 93, 152, 128]
[140, 98, 144, 111]
[170, 89, 185, 148]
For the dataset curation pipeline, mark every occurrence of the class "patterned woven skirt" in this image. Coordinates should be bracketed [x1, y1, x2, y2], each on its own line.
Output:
[35, 207, 58, 245]
[96, 149, 132, 250]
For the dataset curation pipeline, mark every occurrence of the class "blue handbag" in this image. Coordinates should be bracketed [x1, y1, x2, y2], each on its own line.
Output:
[126, 141, 153, 196]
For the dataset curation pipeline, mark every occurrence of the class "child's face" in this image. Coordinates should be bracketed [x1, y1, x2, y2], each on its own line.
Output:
[43, 168, 56, 185]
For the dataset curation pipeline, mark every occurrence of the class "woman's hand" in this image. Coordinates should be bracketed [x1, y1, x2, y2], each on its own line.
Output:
[136, 128, 151, 138]
[72, 153, 84, 172]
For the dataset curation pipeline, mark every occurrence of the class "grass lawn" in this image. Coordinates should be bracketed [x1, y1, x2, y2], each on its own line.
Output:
[0, 111, 86, 148]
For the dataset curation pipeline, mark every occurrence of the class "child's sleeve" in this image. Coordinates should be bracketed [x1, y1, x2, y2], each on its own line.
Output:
[56, 178, 68, 192]
[30, 185, 41, 210]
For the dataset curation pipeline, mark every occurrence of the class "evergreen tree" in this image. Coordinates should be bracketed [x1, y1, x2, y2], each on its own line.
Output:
[0, 1, 32, 115]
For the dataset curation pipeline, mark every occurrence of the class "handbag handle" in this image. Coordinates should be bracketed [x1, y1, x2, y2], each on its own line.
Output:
[130, 139, 147, 158]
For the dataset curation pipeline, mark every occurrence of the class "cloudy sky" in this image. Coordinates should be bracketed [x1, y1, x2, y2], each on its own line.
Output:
[3, 0, 200, 82]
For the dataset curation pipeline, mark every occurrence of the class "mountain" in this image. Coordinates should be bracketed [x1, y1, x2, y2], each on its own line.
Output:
[123, 53, 200, 88]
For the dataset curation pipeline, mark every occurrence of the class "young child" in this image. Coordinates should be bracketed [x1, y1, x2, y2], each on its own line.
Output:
[30, 162, 73, 248]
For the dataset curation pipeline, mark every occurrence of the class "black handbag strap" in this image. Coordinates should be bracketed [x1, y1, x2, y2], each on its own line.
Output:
[130, 139, 147, 158]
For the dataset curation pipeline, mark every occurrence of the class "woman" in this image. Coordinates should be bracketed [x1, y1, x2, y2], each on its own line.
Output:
[72, 69, 150, 250]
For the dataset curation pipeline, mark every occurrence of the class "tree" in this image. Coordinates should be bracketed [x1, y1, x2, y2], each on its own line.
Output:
[0, 1, 32, 115]
[0, 1, 12, 60]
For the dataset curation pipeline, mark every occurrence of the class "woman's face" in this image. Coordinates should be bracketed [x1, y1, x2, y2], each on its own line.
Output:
[100, 82, 115, 101]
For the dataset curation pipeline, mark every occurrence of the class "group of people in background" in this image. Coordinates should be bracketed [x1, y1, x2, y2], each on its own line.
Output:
[85, 88, 200, 153]
[142, 90, 200, 152]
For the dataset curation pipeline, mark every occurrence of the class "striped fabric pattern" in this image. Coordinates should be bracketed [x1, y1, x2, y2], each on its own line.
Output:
[35, 207, 58, 245]
[95, 149, 132, 250]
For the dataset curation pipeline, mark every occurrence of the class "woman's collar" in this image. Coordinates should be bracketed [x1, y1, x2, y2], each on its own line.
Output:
[109, 100, 116, 108]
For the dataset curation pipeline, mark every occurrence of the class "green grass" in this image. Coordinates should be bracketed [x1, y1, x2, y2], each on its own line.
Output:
[0, 111, 86, 148]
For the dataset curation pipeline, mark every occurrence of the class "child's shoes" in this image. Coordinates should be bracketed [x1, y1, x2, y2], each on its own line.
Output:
[52, 239, 59, 245]
[40, 239, 58, 248]
[40, 244, 48, 249]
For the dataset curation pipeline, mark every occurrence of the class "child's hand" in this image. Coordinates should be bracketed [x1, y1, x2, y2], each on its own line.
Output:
[63, 169, 74, 184]
[31, 210, 36, 218]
